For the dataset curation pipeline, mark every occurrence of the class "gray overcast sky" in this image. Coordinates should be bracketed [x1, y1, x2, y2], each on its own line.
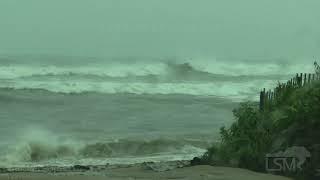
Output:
[0, 0, 320, 59]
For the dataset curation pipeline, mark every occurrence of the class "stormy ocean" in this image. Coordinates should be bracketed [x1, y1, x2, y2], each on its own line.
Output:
[0, 55, 313, 167]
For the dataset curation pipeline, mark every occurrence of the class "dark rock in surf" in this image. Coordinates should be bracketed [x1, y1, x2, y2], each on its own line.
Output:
[190, 157, 202, 166]
[0, 168, 9, 173]
[72, 165, 91, 171]
[143, 161, 190, 172]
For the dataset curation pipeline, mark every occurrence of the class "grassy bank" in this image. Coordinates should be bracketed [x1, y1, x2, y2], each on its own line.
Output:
[199, 79, 320, 179]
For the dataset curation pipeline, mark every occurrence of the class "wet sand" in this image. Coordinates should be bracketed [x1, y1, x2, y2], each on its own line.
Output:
[0, 165, 291, 180]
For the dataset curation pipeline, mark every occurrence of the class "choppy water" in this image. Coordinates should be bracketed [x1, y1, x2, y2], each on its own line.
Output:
[0, 55, 313, 167]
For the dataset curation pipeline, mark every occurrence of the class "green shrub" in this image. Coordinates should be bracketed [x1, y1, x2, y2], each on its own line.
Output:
[202, 81, 320, 178]
[202, 102, 273, 171]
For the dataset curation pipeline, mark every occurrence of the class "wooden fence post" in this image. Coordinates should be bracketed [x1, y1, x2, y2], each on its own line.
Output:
[260, 90, 264, 111]
[312, 74, 315, 81]
[268, 89, 272, 108]
[259, 71, 317, 112]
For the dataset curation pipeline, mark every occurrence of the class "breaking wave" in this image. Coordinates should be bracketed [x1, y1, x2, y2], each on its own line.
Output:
[1, 137, 207, 167]
[0, 61, 296, 100]
[0, 60, 305, 80]
[0, 57, 312, 100]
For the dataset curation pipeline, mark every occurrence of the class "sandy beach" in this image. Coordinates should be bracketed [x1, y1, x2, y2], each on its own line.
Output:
[0, 163, 292, 180]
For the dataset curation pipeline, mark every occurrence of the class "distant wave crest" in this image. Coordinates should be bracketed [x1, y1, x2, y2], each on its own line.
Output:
[0, 60, 300, 100]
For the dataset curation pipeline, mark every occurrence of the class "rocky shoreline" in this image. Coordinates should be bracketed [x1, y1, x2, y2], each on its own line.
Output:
[0, 160, 191, 174]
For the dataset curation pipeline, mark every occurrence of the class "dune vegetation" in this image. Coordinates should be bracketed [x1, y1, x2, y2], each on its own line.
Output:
[199, 72, 320, 179]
